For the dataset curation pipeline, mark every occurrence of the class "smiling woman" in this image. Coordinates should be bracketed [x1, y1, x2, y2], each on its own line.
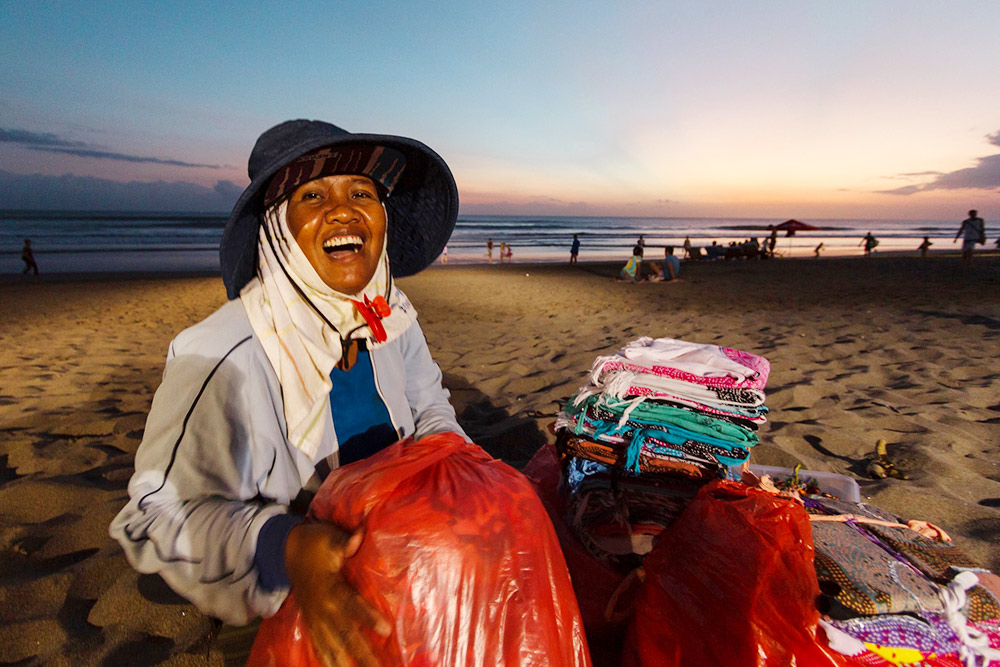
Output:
[109, 119, 466, 666]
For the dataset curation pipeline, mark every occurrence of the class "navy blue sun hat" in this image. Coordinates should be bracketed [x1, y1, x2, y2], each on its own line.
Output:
[220, 119, 459, 299]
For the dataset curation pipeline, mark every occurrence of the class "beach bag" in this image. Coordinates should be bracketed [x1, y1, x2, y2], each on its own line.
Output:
[623, 480, 846, 667]
[247, 432, 591, 667]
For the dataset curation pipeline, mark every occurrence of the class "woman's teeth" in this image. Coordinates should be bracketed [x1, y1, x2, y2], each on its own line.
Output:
[323, 235, 363, 253]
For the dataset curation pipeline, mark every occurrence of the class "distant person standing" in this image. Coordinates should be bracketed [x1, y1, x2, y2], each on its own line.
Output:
[20, 239, 38, 277]
[860, 232, 878, 256]
[918, 236, 932, 259]
[441, 244, 448, 264]
[954, 210, 985, 263]
[570, 234, 580, 264]
[487, 238, 494, 264]
[637, 234, 646, 248]
[767, 227, 778, 257]
[682, 236, 692, 259]
[499, 241, 507, 263]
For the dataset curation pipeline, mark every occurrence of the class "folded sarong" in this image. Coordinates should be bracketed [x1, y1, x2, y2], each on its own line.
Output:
[556, 395, 756, 472]
[588, 366, 767, 410]
[606, 336, 771, 390]
[567, 393, 758, 446]
[558, 434, 719, 481]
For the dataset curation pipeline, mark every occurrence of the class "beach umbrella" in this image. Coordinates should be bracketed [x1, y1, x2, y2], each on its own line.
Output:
[770, 219, 819, 257]
[774, 219, 818, 237]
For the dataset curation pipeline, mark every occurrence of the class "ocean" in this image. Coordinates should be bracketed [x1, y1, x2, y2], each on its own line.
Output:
[0, 209, 969, 275]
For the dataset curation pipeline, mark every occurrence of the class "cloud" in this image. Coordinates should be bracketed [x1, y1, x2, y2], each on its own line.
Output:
[878, 131, 1000, 195]
[0, 170, 243, 211]
[0, 128, 89, 148]
[0, 127, 220, 168]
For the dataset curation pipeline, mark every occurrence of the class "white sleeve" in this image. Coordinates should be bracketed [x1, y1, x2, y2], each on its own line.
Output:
[109, 336, 291, 625]
[400, 322, 469, 441]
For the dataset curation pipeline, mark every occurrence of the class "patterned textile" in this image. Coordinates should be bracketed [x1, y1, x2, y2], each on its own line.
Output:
[558, 434, 718, 481]
[827, 612, 973, 656]
[590, 365, 767, 409]
[807, 497, 1000, 623]
[565, 467, 702, 569]
[821, 610, 1000, 666]
[809, 514, 946, 619]
[567, 393, 758, 446]
[972, 572, 1000, 607]
[621, 390, 769, 424]
[809, 497, 981, 583]
[557, 397, 755, 471]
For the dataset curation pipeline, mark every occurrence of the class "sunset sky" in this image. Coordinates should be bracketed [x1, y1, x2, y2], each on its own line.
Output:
[1, 1, 998, 218]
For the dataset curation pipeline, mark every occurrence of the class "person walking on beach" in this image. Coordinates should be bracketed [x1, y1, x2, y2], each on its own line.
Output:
[20, 239, 38, 278]
[682, 236, 692, 259]
[954, 210, 985, 263]
[813, 242, 824, 258]
[570, 234, 580, 264]
[860, 232, 878, 256]
[487, 238, 494, 264]
[918, 236, 932, 259]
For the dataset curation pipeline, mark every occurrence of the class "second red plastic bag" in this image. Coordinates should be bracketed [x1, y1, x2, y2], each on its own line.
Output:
[623, 479, 849, 666]
[248, 432, 591, 667]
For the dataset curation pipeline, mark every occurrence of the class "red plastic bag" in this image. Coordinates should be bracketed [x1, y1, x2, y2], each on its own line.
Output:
[623, 480, 848, 667]
[248, 432, 591, 667]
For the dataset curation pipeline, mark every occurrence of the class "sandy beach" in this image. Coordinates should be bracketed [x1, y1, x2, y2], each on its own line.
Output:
[1, 253, 998, 664]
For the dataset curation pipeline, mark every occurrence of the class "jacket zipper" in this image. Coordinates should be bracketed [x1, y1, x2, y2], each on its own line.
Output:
[369, 349, 403, 439]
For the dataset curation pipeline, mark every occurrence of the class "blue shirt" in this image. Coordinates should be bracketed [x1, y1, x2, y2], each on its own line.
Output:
[328, 346, 396, 466]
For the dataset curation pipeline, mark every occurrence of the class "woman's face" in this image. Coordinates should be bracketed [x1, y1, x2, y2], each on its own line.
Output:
[285, 174, 387, 295]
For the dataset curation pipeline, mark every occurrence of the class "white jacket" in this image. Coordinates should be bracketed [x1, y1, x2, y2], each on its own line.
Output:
[109, 299, 465, 624]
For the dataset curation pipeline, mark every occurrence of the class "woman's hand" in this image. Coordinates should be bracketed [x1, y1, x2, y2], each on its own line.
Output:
[284, 522, 391, 667]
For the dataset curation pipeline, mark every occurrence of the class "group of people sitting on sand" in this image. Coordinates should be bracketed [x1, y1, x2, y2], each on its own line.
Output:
[685, 236, 772, 261]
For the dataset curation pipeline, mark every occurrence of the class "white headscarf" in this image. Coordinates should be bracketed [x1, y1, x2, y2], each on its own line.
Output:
[239, 202, 417, 459]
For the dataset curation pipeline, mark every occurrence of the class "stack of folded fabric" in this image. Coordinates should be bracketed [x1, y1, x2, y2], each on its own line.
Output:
[806, 496, 1000, 665]
[553, 335, 771, 568]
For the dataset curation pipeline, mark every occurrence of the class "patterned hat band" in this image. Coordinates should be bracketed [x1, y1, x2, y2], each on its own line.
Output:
[263, 144, 407, 207]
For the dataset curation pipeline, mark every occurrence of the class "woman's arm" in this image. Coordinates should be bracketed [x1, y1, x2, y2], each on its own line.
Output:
[109, 335, 296, 625]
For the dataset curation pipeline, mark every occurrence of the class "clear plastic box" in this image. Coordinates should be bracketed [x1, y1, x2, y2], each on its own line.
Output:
[743, 464, 862, 503]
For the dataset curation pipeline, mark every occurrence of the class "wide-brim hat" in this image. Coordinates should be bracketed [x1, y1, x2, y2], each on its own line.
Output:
[220, 119, 459, 299]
